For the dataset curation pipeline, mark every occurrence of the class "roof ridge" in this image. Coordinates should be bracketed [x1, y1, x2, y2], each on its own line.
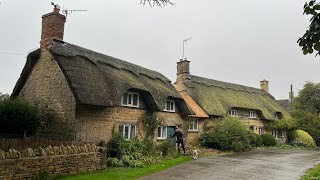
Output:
[50, 40, 171, 83]
[189, 74, 271, 96]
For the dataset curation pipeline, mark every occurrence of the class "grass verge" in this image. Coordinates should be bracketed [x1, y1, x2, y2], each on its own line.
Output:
[300, 163, 320, 180]
[56, 156, 192, 180]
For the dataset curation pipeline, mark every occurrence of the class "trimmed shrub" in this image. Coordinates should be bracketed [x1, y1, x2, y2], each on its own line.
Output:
[0, 98, 40, 135]
[256, 135, 263, 147]
[261, 134, 277, 146]
[290, 129, 315, 148]
[199, 116, 253, 152]
[249, 133, 262, 147]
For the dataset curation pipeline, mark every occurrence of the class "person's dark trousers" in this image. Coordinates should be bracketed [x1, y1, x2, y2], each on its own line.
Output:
[177, 140, 186, 155]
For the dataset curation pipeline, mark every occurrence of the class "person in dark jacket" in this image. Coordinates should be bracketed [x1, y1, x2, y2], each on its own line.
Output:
[170, 127, 186, 155]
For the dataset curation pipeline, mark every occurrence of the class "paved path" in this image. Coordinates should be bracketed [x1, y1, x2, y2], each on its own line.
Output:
[141, 149, 320, 180]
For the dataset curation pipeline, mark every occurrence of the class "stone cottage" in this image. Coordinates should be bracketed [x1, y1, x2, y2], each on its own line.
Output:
[174, 58, 291, 143]
[12, 7, 192, 144]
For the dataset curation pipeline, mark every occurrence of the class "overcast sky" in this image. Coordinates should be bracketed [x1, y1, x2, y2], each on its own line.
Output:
[0, 0, 318, 99]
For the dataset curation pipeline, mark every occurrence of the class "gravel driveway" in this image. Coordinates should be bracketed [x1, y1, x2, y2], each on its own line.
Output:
[141, 149, 320, 180]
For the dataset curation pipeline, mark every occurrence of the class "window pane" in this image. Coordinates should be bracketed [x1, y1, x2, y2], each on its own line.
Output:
[119, 125, 124, 136]
[170, 101, 174, 111]
[158, 127, 161, 138]
[124, 126, 129, 139]
[122, 94, 128, 105]
[130, 126, 136, 138]
[133, 94, 138, 106]
[194, 120, 198, 130]
[166, 101, 170, 110]
[128, 94, 132, 105]
[163, 127, 167, 138]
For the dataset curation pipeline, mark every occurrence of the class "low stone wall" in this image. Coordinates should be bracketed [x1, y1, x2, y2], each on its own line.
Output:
[0, 144, 106, 179]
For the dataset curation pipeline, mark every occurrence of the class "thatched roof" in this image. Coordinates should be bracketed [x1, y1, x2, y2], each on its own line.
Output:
[13, 40, 191, 114]
[184, 75, 291, 120]
[277, 99, 292, 112]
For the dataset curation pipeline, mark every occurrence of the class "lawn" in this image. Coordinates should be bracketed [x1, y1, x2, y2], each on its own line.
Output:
[300, 163, 320, 180]
[57, 156, 192, 180]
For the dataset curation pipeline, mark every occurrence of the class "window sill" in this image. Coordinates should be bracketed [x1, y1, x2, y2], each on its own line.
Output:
[157, 138, 167, 141]
[122, 105, 139, 108]
[163, 110, 176, 113]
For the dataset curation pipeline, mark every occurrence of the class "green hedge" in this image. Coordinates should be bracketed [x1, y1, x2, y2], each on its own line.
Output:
[199, 116, 253, 152]
[0, 98, 40, 135]
[290, 129, 315, 148]
[261, 134, 277, 146]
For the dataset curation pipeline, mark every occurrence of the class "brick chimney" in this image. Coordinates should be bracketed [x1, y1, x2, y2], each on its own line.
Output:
[260, 79, 269, 93]
[176, 58, 190, 84]
[40, 5, 66, 51]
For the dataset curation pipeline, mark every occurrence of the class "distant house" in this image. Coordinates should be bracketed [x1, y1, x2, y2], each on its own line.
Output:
[12, 7, 191, 144]
[174, 59, 291, 143]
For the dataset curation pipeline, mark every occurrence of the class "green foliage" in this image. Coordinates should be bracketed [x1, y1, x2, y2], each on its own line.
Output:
[291, 110, 320, 140]
[140, 112, 160, 141]
[298, 0, 320, 56]
[106, 157, 124, 167]
[260, 134, 277, 146]
[37, 109, 75, 140]
[265, 118, 297, 130]
[105, 135, 160, 168]
[198, 116, 253, 152]
[36, 170, 52, 180]
[0, 98, 40, 135]
[156, 140, 176, 157]
[294, 82, 320, 115]
[300, 163, 320, 180]
[290, 130, 315, 148]
[250, 133, 262, 147]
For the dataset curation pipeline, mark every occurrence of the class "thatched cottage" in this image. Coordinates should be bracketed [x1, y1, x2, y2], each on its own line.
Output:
[12, 7, 191, 144]
[174, 59, 291, 143]
[12, 7, 290, 145]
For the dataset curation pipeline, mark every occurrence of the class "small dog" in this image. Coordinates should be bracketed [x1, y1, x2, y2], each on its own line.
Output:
[192, 150, 198, 160]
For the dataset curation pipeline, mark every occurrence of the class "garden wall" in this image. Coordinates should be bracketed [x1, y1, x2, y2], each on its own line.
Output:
[0, 144, 106, 179]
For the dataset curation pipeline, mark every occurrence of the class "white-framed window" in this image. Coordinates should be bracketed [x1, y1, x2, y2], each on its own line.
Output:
[188, 119, 198, 131]
[258, 127, 264, 135]
[164, 100, 175, 112]
[157, 126, 167, 139]
[272, 129, 278, 138]
[119, 125, 136, 140]
[249, 111, 256, 118]
[229, 109, 237, 116]
[121, 92, 139, 107]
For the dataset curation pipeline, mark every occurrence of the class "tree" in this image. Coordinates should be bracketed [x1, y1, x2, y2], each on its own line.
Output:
[298, 0, 320, 56]
[140, 0, 173, 7]
[291, 82, 320, 140]
[294, 82, 320, 114]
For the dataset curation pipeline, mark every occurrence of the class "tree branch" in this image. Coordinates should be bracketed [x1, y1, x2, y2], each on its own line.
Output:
[140, 0, 174, 7]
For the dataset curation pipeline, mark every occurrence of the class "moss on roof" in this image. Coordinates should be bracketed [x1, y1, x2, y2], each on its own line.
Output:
[186, 75, 291, 120]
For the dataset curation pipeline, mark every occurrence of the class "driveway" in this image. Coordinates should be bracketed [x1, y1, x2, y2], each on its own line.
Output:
[141, 149, 320, 180]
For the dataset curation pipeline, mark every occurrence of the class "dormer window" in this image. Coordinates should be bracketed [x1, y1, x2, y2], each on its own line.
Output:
[164, 100, 175, 112]
[229, 109, 237, 116]
[122, 92, 139, 107]
[249, 111, 256, 118]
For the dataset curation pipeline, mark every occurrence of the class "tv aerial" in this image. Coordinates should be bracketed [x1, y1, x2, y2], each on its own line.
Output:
[51, 2, 87, 18]
[182, 37, 192, 59]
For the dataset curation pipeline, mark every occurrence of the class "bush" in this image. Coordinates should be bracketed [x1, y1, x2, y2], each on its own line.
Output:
[256, 135, 263, 147]
[199, 116, 253, 152]
[156, 140, 176, 157]
[290, 130, 315, 148]
[261, 134, 277, 146]
[105, 134, 160, 167]
[0, 98, 40, 135]
[249, 133, 262, 147]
